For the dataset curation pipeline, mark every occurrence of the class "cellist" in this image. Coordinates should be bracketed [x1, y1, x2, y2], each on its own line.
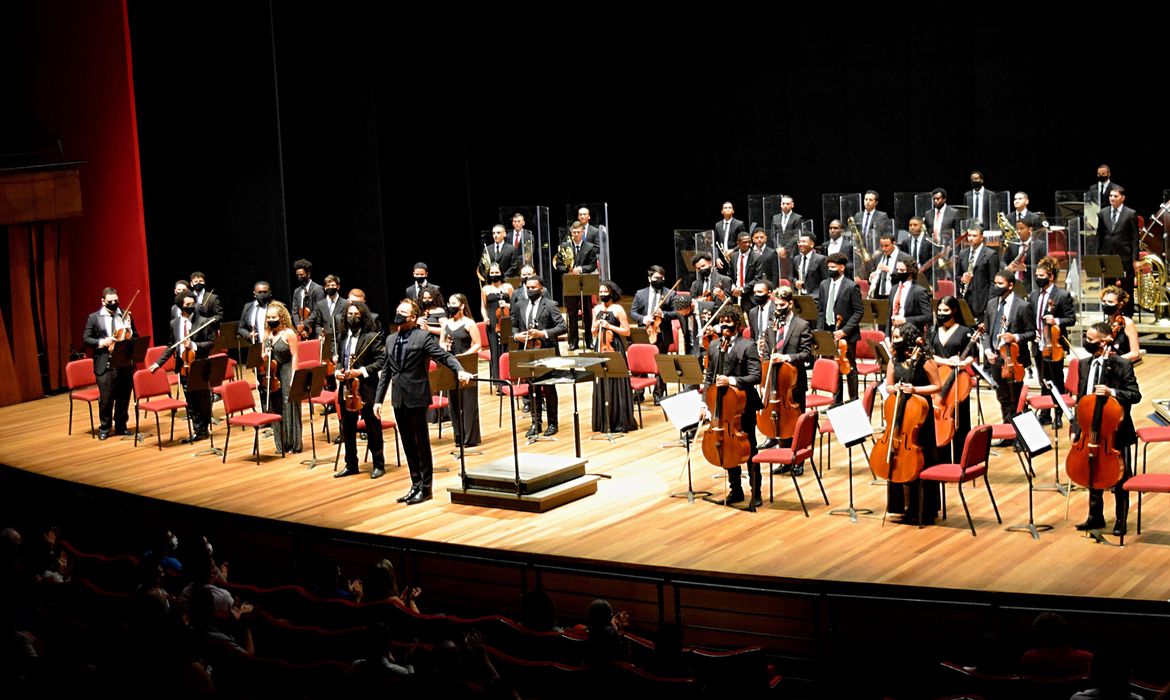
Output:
[981, 270, 1036, 444]
[929, 295, 974, 463]
[1030, 257, 1076, 428]
[1074, 322, 1141, 536]
[701, 306, 762, 508]
[765, 286, 814, 456]
[884, 323, 943, 525]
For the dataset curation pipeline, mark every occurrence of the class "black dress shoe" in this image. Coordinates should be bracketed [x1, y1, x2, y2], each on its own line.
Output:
[526, 423, 542, 437]
[405, 489, 432, 505]
[719, 490, 745, 506]
[333, 468, 359, 479]
[181, 433, 208, 444]
[370, 468, 385, 480]
[771, 465, 791, 475]
[98, 430, 110, 441]
[396, 486, 420, 503]
[791, 465, 804, 476]
[332, 435, 344, 445]
[1075, 519, 1106, 531]
[114, 428, 133, 437]
[759, 438, 779, 450]
[1037, 413, 1052, 426]
[543, 424, 558, 436]
[750, 494, 763, 508]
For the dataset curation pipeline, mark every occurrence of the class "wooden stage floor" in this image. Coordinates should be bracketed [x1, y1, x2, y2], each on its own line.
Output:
[4, 358, 1170, 604]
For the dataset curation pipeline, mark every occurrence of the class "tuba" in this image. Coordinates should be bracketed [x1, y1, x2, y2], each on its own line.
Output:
[1136, 252, 1170, 316]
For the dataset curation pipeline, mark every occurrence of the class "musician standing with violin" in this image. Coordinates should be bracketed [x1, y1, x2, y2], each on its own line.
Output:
[82, 287, 137, 440]
[512, 275, 566, 438]
[818, 253, 863, 404]
[701, 306, 763, 508]
[334, 301, 387, 480]
[1101, 286, 1140, 363]
[982, 271, 1035, 441]
[630, 266, 678, 401]
[591, 281, 637, 433]
[1073, 322, 1140, 536]
[292, 259, 325, 340]
[1030, 258, 1075, 428]
[930, 296, 975, 463]
[261, 302, 302, 454]
[689, 253, 731, 303]
[148, 292, 214, 442]
[884, 323, 942, 525]
[189, 271, 223, 330]
[480, 263, 514, 385]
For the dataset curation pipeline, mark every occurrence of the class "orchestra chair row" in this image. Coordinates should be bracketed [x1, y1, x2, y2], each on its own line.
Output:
[132, 368, 191, 450]
[752, 410, 827, 516]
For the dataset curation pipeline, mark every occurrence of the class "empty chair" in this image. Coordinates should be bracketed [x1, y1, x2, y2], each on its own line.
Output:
[132, 368, 190, 450]
[66, 359, 101, 437]
[219, 379, 284, 464]
[918, 424, 1001, 535]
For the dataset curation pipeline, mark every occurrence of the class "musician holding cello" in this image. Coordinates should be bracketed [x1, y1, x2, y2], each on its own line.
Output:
[700, 306, 763, 509]
[982, 270, 1035, 443]
[930, 296, 976, 463]
[1071, 322, 1140, 536]
[765, 287, 813, 449]
[148, 292, 214, 443]
[82, 287, 137, 440]
[1030, 258, 1076, 428]
[880, 323, 942, 525]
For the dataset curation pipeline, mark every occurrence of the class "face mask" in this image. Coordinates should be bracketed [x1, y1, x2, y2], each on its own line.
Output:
[776, 304, 790, 315]
[393, 313, 408, 326]
[1034, 276, 1050, 288]
[937, 312, 953, 324]
[1098, 175, 1109, 183]
[995, 285, 1010, 297]
[828, 268, 843, 280]
[446, 305, 460, 317]
[104, 301, 118, 312]
[489, 274, 503, 283]
[255, 293, 272, 305]
[650, 279, 665, 290]
[971, 181, 982, 189]
[325, 287, 338, 297]
[182, 306, 196, 316]
[697, 268, 711, 278]
[267, 319, 280, 329]
[752, 294, 769, 306]
[1102, 303, 1118, 316]
[598, 293, 611, 302]
[719, 324, 736, 336]
[414, 276, 427, 285]
[1083, 340, 1100, 354]
[527, 289, 541, 301]
[892, 338, 908, 351]
[346, 317, 361, 329]
[890, 271, 907, 284]
[191, 283, 205, 292]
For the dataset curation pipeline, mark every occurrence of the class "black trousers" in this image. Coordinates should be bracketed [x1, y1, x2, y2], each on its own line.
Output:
[1088, 447, 1133, 526]
[993, 371, 1023, 421]
[97, 365, 132, 432]
[529, 380, 558, 426]
[564, 295, 591, 349]
[341, 400, 384, 469]
[393, 405, 432, 489]
[727, 410, 760, 494]
[833, 343, 859, 404]
[178, 376, 211, 435]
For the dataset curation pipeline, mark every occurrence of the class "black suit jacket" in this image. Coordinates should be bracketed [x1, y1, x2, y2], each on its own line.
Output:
[715, 218, 747, 251]
[852, 209, 891, 238]
[1028, 285, 1076, 354]
[745, 301, 775, 344]
[897, 233, 936, 269]
[819, 236, 855, 277]
[886, 282, 933, 337]
[488, 242, 520, 277]
[769, 212, 804, 252]
[630, 286, 679, 327]
[925, 205, 961, 235]
[765, 314, 814, 402]
[155, 313, 214, 370]
[964, 189, 993, 226]
[307, 296, 346, 343]
[959, 245, 999, 319]
[238, 301, 270, 342]
[752, 245, 781, 288]
[703, 335, 763, 411]
[817, 278, 863, 344]
[1075, 354, 1140, 447]
[727, 248, 761, 289]
[337, 329, 386, 404]
[194, 290, 223, 327]
[792, 251, 828, 301]
[1092, 180, 1121, 208]
[1010, 209, 1043, 230]
[1096, 205, 1138, 263]
[405, 281, 442, 301]
[689, 271, 733, 301]
[292, 280, 325, 318]
[1000, 237, 1046, 294]
[982, 294, 1037, 367]
[82, 309, 136, 376]
[375, 327, 459, 409]
[511, 295, 566, 349]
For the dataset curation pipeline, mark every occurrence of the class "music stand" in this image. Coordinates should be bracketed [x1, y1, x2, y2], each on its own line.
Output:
[654, 355, 705, 446]
[661, 390, 711, 503]
[1007, 410, 1055, 540]
[1033, 379, 1072, 495]
[956, 299, 977, 328]
[864, 299, 889, 329]
[793, 295, 818, 322]
[578, 351, 629, 443]
[439, 354, 482, 460]
[215, 321, 243, 377]
[628, 327, 650, 345]
[826, 399, 876, 522]
[523, 355, 607, 459]
[188, 355, 228, 457]
[288, 366, 328, 469]
[115, 337, 150, 440]
[510, 348, 557, 442]
[562, 274, 600, 350]
[810, 331, 840, 359]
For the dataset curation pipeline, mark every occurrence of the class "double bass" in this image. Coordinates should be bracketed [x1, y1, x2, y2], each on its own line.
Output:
[756, 315, 799, 441]
[870, 339, 931, 484]
[1065, 351, 1125, 492]
[699, 336, 752, 471]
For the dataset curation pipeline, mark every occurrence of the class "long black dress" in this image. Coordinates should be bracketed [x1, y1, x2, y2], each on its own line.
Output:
[270, 335, 302, 453]
[448, 322, 481, 447]
[885, 355, 940, 522]
[483, 288, 507, 383]
[591, 308, 638, 433]
[931, 323, 974, 464]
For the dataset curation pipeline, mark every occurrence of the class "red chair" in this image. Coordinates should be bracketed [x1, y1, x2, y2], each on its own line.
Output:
[667, 318, 682, 353]
[497, 351, 530, 428]
[219, 379, 284, 464]
[1026, 357, 1078, 418]
[144, 344, 181, 393]
[855, 329, 886, 389]
[817, 383, 878, 470]
[296, 339, 321, 371]
[626, 343, 660, 428]
[132, 369, 190, 450]
[804, 358, 840, 410]
[933, 279, 955, 300]
[990, 384, 1030, 445]
[476, 321, 491, 361]
[918, 424, 1000, 535]
[66, 359, 101, 437]
[429, 393, 450, 438]
[1123, 426, 1170, 538]
[751, 410, 827, 515]
[858, 279, 870, 298]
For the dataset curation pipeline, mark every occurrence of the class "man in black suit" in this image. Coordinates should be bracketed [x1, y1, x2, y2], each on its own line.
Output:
[714, 201, 746, 270]
[486, 225, 519, 278]
[981, 271, 1036, 439]
[702, 305, 765, 509]
[509, 212, 536, 267]
[149, 292, 213, 442]
[189, 272, 223, 330]
[511, 264, 536, 306]
[751, 228, 780, 289]
[82, 287, 136, 440]
[556, 222, 598, 350]
[575, 206, 601, 247]
[1010, 192, 1043, 230]
[868, 233, 909, 300]
[898, 217, 935, 270]
[924, 188, 961, 239]
[820, 220, 855, 278]
[405, 263, 439, 302]
[689, 253, 732, 303]
[853, 190, 891, 243]
[885, 259, 933, 339]
[819, 253, 863, 403]
[1092, 164, 1119, 209]
[727, 232, 761, 308]
[1074, 321, 1141, 536]
[745, 280, 775, 345]
[169, 279, 190, 321]
[769, 194, 803, 279]
[307, 275, 345, 345]
[373, 299, 472, 503]
[763, 286, 814, 455]
[963, 171, 992, 226]
[792, 234, 828, 304]
[1002, 219, 1046, 295]
[1096, 185, 1139, 315]
[1029, 258, 1076, 427]
[959, 226, 999, 327]
[237, 281, 273, 343]
[347, 288, 381, 332]
[511, 275, 566, 437]
[292, 258, 325, 338]
[630, 265, 679, 400]
[332, 301, 388, 480]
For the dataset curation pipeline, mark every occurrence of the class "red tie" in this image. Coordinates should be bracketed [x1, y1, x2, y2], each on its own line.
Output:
[893, 283, 904, 315]
[738, 254, 746, 286]
[514, 232, 521, 248]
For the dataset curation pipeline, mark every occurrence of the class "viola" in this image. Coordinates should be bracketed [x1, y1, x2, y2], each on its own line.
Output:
[699, 338, 751, 469]
[257, 337, 282, 392]
[181, 341, 196, 378]
[1066, 358, 1125, 491]
[297, 304, 311, 339]
[595, 307, 616, 352]
[834, 314, 851, 376]
[870, 339, 931, 484]
[645, 279, 681, 345]
[112, 289, 141, 342]
[1042, 297, 1064, 362]
[996, 310, 1025, 383]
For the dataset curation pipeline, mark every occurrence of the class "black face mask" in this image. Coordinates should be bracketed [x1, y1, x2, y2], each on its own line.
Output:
[527, 290, 541, 301]
[104, 301, 118, 312]
[393, 313, 408, 326]
[752, 294, 769, 306]
[1034, 276, 1050, 288]
[995, 285, 1010, 298]
[776, 304, 790, 316]
[1102, 303, 1118, 316]
[937, 312, 953, 324]
[598, 294, 611, 302]
[191, 283, 205, 292]
[181, 305, 196, 316]
[892, 338, 908, 352]
[697, 268, 711, 279]
[1083, 340, 1100, 354]
[445, 305, 460, 317]
[890, 271, 908, 284]
[267, 319, 280, 329]
[346, 316, 362, 329]
[719, 324, 736, 336]
[971, 181, 982, 189]
[255, 293, 272, 305]
[828, 268, 843, 280]
[325, 287, 338, 297]
[413, 276, 427, 285]
[1098, 175, 1109, 183]
[650, 278, 665, 290]
[489, 274, 503, 283]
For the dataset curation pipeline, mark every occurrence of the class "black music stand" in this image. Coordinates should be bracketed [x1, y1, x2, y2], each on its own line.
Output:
[188, 354, 228, 457]
[578, 351, 629, 444]
[1033, 379, 1072, 496]
[628, 327, 650, 345]
[956, 299, 977, 328]
[523, 355, 607, 459]
[561, 273, 600, 351]
[434, 354, 482, 463]
[654, 355, 705, 447]
[510, 349, 557, 443]
[661, 390, 711, 503]
[826, 399, 876, 522]
[115, 337, 150, 440]
[793, 295, 818, 322]
[810, 331, 839, 359]
[1007, 411, 1055, 540]
[214, 321, 242, 378]
[289, 366, 328, 469]
[863, 299, 889, 329]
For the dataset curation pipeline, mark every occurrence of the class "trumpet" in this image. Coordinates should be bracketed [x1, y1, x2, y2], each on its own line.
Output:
[846, 217, 873, 264]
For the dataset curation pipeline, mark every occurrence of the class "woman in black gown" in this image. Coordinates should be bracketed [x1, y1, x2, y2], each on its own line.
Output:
[440, 294, 481, 447]
[930, 295, 976, 464]
[590, 281, 638, 433]
[479, 263, 514, 386]
[261, 301, 302, 454]
[883, 322, 941, 524]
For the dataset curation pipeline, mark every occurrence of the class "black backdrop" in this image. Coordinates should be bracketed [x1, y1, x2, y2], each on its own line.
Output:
[128, 4, 1170, 334]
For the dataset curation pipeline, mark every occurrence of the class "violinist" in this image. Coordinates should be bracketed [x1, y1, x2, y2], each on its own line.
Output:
[1030, 258, 1076, 428]
[169, 279, 190, 320]
[630, 265, 678, 401]
[1073, 322, 1141, 536]
[818, 252, 863, 403]
[689, 253, 731, 303]
[309, 274, 346, 401]
[1100, 286, 1140, 363]
[480, 262, 514, 385]
[701, 306, 762, 508]
[590, 281, 637, 434]
[511, 275, 566, 438]
[884, 323, 942, 525]
[189, 271, 223, 329]
[82, 287, 136, 440]
[333, 301, 388, 480]
[292, 259, 325, 340]
[261, 302, 301, 454]
[981, 270, 1035, 442]
[930, 296, 974, 463]
[148, 292, 214, 443]
[765, 286, 813, 454]
[417, 286, 446, 338]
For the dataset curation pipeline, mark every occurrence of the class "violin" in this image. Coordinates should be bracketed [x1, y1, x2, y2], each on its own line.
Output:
[870, 338, 931, 484]
[595, 306, 615, 352]
[699, 337, 751, 469]
[645, 279, 681, 345]
[1065, 351, 1124, 491]
[257, 337, 282, 393]
[1042, 297, 1064, 362]
[932, 324, 982, 447]
[181, 340, 196, 378]
[296, 304, 312, 339]
[757, 316, 799, 440]
[112, 289, 140, 342]
[696, 297, 732, 372]
[996, 310, 1025, 383]
[834, 314, 851, 376]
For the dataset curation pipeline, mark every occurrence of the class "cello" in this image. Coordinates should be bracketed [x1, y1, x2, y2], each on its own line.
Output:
[870, 338, 931, 484]
[932, 325, 982, 447]
[1065, 350, 1125, 492]
[757, 315, 799, 441]
[699, 336, 752, 472]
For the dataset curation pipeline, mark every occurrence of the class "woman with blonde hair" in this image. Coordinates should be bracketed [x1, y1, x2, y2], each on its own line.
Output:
[262, 301, 302, 453]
